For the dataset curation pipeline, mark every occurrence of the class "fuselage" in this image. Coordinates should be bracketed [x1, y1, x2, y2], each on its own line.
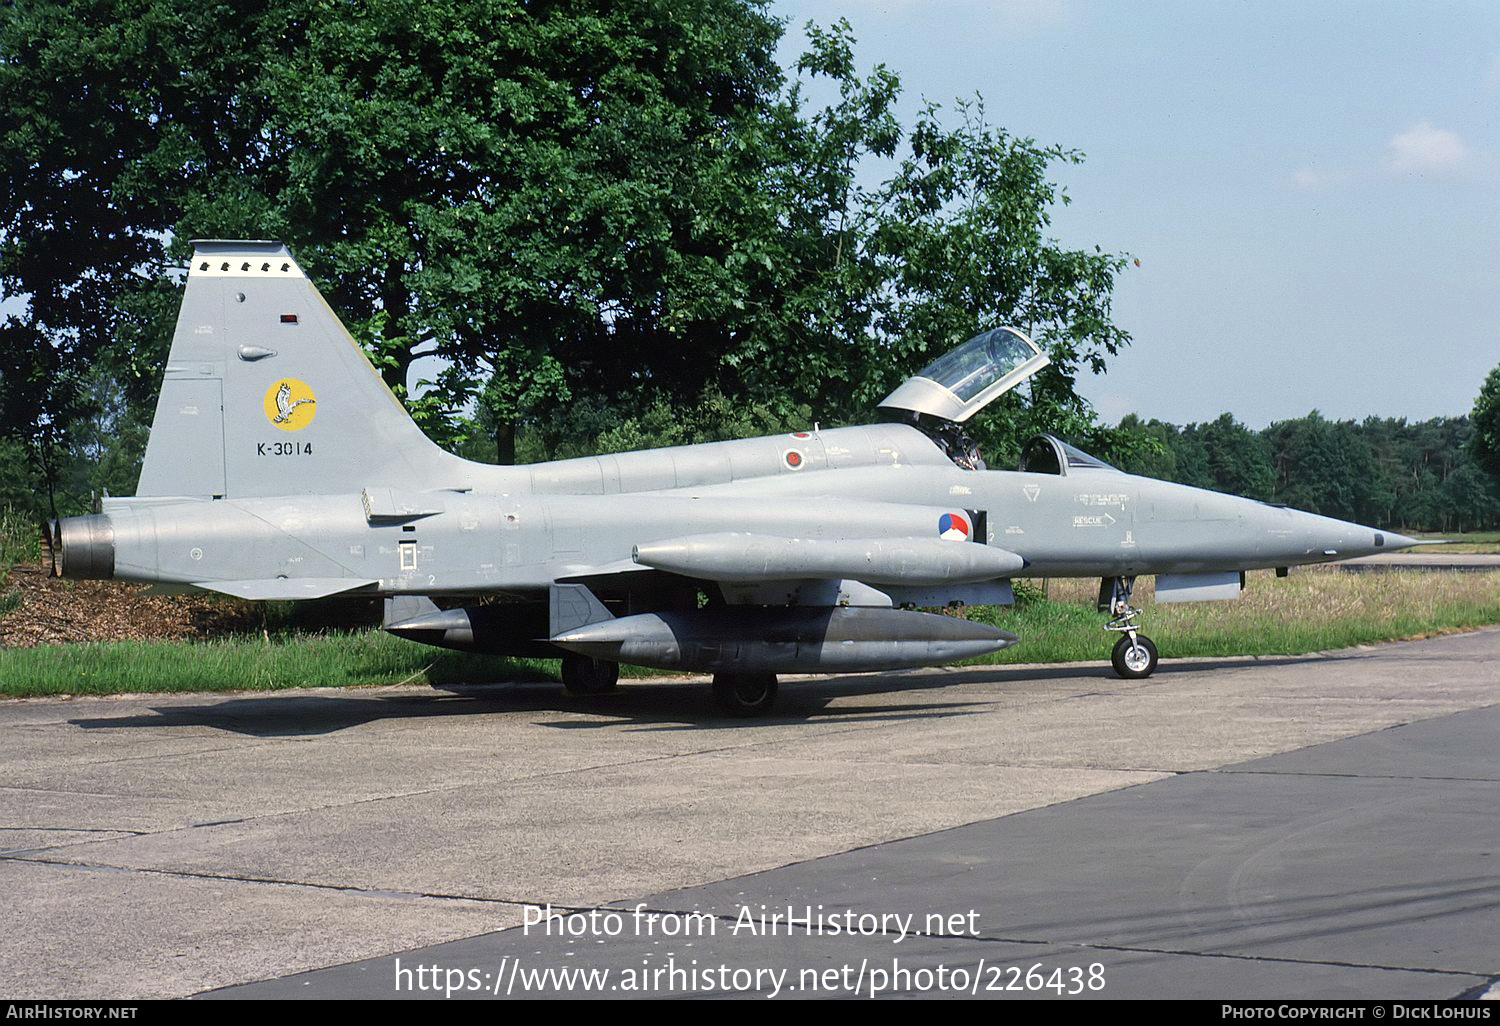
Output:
[59, 422, 1404, 597]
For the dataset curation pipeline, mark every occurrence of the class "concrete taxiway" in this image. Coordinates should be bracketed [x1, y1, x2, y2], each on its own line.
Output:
[3, 628, 1498, 999]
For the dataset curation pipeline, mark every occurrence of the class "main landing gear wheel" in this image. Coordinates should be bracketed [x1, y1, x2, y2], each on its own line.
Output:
[711, 673, 779, 717]
[560, 654, 619, 695]
[1111, 634, 1158, 679]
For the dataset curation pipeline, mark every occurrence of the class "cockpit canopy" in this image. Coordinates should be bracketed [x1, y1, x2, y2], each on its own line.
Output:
[878, 326, 1050, 424]
[1019, 434, 1120, 476]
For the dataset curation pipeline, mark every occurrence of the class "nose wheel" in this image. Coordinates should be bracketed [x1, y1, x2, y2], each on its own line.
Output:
[1102, 575, 1158, 679]
[1111, 633, 1158, 679]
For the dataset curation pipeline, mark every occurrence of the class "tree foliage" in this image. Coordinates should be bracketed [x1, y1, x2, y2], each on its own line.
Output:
[2, 2, 1134, 496]
[1115, 414, 1266, 499]
[3, 0, 793, 467]
[1470, 364, 1500, 484]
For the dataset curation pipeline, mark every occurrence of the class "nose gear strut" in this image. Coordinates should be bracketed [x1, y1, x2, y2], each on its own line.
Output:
[1100, 576, 1158, 679]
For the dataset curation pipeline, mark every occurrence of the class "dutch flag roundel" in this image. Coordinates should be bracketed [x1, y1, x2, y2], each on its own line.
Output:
[938, 512, 970, 541]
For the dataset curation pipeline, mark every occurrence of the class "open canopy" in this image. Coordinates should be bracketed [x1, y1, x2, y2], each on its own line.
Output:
[878, 326, 1050, 423]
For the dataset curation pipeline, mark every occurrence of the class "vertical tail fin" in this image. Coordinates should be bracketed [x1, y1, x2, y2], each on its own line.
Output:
[136, 240, 467, 498]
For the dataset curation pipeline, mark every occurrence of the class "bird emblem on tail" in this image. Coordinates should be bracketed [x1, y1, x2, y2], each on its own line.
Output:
[272, 382, 316, 423]
[263, 378, 318, 431]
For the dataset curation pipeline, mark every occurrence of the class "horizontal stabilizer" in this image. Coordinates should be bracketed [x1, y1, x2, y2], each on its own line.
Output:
[385, 607, 472, 634]
[361, 488, 446, 522]
[631, 533, 1024, 585]
[140, 583, 208, 596]
[194, 578, 378, 601]
[556, 559, 655, 582]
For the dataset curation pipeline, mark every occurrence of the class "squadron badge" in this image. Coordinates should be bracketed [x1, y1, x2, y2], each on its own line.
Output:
[264, 379, 317, 431]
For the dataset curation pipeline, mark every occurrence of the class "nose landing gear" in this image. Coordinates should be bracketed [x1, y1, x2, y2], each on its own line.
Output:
[1101, 576, 1158, 679]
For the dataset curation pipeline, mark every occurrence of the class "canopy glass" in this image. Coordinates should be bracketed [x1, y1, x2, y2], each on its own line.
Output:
[878, 326, 1050, 423]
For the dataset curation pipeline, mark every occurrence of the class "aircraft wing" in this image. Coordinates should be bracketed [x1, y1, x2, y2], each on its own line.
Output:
[194, 578, 379, 601]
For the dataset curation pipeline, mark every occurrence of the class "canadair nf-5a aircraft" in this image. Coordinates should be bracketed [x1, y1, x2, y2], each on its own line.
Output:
[43, 241, 1417, 715]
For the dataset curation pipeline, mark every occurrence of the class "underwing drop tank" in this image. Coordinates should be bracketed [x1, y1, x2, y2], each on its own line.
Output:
[549, 605, 1017, 674]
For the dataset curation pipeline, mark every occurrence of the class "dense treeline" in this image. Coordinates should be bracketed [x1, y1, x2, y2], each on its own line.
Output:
[1113, 411, 1499, 533]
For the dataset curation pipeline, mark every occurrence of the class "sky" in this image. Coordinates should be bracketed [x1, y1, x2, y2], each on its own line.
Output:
[771, 0, 1500, 428]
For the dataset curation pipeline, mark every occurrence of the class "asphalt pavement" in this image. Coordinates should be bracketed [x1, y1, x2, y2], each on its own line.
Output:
[3, 628, 1498, 999]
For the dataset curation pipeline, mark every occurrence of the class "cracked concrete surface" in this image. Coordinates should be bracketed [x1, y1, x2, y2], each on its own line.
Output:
[3, 628, 1499, 998]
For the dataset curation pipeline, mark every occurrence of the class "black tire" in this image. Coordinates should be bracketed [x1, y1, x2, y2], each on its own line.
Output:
[711, 673, 779, 717]
[1111, 634, 1158, 679]
[561, 654, 620, 695]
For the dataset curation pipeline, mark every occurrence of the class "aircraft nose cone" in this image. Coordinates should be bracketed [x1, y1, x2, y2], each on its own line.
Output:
[1270, 505, 1420, 563]
[1333, 524, 1420, 559]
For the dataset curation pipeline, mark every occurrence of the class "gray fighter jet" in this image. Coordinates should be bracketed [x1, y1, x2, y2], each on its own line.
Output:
[43, 241, 1417, 714]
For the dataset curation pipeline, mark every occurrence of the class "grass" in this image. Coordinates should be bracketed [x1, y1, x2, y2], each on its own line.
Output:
[0, 507, 38, 570]
[0, 508, 37, 622]
[967, 568, 1500, 665]
[3, 566, 1498, 698]
[0, 630, 562, 697]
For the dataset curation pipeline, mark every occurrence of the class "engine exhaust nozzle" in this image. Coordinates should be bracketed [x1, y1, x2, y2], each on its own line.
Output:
[52, 514, 116, 580]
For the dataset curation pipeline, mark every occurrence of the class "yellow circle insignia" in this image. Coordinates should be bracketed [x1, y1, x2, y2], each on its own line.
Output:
[263, 378, 317, 432]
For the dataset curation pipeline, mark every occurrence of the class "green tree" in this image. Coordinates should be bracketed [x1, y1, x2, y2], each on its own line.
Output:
[0, 0, 277, 505]
[1265, 412, 1390, 524]
[1440, 462, 1497, 534]
[1194, 413, 1274, 500]
[1102, 410, 1491, 532]
[3, 0, 791, 460]
[3, 4, 1133, 479]
[866, 98, 1131, 460]
[1111, 415, 1179, 481]
[1470, 365, 1500, 486]
[665, 21, 1135, 468]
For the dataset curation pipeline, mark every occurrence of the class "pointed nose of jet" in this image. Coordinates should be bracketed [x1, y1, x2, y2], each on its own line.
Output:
[1338, 524, 1421, 558]
[1379, 530, 1421, 551]
[1290, 510, 1419, 562]
[1239, 495, 1421, 565]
